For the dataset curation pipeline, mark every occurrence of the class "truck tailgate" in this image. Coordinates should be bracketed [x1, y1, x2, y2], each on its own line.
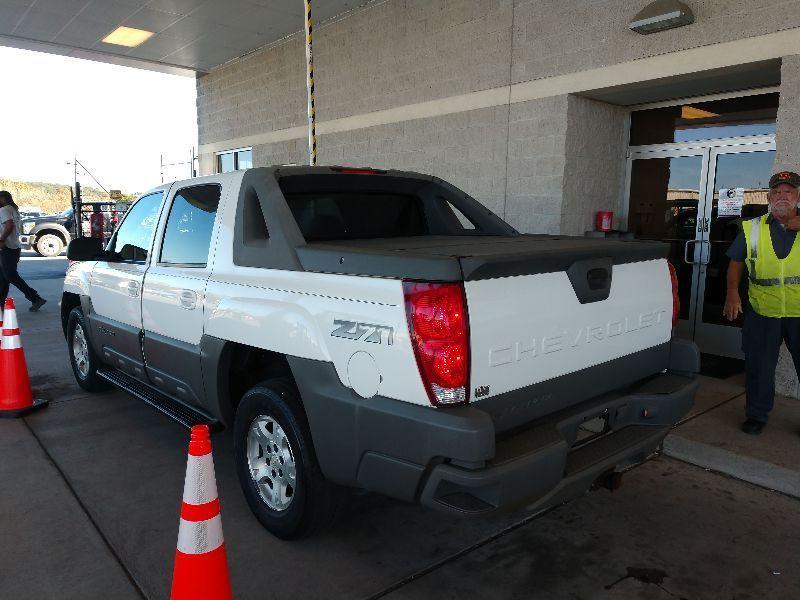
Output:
[465, 255, 673, 430]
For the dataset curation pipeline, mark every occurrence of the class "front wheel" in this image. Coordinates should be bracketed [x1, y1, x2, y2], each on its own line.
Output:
[233, 378, 345, 539]
[36, 233, 64, 257]
[67, 307, 108, 393]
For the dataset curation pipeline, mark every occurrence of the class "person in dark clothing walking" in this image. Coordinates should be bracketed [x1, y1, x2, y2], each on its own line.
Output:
[723, 171, 800, 435]
[0, 191, 46, 313]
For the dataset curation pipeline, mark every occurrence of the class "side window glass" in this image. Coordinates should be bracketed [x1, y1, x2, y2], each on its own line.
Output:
[446, 201, 476, 230]
[108, 192, 162, 262]
[160, 184, 221, 266]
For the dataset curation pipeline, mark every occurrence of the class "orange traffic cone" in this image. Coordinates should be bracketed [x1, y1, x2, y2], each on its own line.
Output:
[0, 298, 48, 418]
[171, 425, 232, 600]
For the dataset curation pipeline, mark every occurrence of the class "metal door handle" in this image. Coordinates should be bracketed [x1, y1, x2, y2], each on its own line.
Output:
[684, 240, 697, 264]
[699, 240, 711, 265]
[127, 281, 140, 297]
[179, 290, 197, 310]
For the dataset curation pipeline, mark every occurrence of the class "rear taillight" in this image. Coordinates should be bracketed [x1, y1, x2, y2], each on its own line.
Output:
[403, 281, 470, 407]
[668, 262, 679, 327]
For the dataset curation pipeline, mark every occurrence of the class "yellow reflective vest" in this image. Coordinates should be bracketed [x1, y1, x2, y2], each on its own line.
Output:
[743, 214, 800, 317]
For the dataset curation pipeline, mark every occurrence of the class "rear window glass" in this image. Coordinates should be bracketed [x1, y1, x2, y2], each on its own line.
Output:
[285, 192, 431, 241]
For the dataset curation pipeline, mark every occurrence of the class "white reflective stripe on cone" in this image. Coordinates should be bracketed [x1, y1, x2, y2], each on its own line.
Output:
[182, 452, 219, 505]
[3, 309, 18, 330]
[3, 336, 21, 350]
[177, 514, 224, 555]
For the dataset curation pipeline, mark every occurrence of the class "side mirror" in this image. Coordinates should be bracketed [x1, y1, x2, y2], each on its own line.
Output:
[66, 237, 103, 261]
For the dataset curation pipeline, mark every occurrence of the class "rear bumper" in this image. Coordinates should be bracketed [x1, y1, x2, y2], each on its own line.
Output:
[288, 339, 699, 516]
[19, 235, 32, 250]
[419, 394, 690, 515]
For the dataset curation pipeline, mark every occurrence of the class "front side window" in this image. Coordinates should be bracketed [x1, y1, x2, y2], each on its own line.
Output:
[108, 192, 162, 262]
[160, 184, 221, 266]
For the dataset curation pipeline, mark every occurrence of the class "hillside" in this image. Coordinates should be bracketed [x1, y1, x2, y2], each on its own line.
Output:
[0, 179, 135, 215]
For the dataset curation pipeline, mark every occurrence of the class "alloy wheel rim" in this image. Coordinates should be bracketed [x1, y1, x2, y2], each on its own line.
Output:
[42, 238, 59, 254]
[247, 415, 297, 511]
[72, 323, 90, 378]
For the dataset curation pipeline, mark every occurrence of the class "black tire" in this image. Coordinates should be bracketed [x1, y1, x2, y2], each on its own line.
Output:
[67, 307, 108, 393]
[36, 233, 64, 257]
[234, 378, 345, 539]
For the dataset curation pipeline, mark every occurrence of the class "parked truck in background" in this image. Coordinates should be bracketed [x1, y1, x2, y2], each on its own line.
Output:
[62, 166, 699, 539]
[20, 202, 127, 256]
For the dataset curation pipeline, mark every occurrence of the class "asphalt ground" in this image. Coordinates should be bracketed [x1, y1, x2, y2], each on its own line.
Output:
[1, 255, 799, 600]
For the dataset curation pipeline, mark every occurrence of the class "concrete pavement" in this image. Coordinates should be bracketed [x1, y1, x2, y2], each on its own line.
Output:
[1, 257, 799, 599]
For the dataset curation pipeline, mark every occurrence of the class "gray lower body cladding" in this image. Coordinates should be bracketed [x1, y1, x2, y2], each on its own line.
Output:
[288, 339, 699, 515]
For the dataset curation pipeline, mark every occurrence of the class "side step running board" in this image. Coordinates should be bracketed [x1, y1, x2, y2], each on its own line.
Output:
[97, 367, 220, 431]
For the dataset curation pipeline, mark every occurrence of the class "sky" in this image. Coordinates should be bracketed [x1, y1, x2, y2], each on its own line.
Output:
[0, 47, 198, 194]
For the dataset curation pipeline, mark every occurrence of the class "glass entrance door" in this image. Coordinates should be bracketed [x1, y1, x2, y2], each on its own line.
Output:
[627, 150, 707, 340]
[694, 145, 775, 357]
[626, 136, 776, 357]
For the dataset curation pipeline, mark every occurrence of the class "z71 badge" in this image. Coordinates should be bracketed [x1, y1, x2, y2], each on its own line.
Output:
[331, 320, 394, 345]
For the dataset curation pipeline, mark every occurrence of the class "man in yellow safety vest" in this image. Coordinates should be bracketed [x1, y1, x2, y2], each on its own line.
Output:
[724, 170, 800, 434]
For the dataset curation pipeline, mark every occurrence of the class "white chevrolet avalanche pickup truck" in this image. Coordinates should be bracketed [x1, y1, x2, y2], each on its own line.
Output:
[62, 166, 699, 539]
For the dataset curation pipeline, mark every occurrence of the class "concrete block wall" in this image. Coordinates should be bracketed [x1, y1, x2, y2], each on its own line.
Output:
[771, 54, 800, 399]
[196, 37, 306, 146]
[511, 0, 800, 83]
[505, 95, 568, 234]
[196, 0, 800, 238]
[314, 0, 514, 121]
[318, 106, 510, 217]
[561, 96, 629, 236]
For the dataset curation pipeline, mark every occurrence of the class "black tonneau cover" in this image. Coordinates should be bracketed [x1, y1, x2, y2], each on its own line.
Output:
[295, 235, 668, 281]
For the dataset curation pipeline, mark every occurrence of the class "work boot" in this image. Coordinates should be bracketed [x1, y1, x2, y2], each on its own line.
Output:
[741, 418, 765, 435]
[29, 297, 46, 312]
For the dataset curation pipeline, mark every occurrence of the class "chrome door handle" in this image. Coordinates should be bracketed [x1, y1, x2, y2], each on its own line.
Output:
[127, 281, 140, 297]
[179, 290, 198, 310]
[684, 240, 697, 264]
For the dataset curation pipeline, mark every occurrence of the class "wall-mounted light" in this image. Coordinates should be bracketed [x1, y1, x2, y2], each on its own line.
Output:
[629, 0, 694, 34]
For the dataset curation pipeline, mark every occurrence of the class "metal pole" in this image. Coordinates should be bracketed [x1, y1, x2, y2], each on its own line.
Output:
[304, 0, 317, 166]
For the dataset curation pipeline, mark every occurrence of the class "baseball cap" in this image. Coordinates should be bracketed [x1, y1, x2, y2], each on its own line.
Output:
[769, 171, 800, 189]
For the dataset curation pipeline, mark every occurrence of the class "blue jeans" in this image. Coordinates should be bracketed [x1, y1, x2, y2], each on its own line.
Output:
[0, 247, 40, 307]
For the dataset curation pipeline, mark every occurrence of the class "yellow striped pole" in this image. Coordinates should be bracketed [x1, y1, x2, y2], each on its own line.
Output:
[304, 0, 317, 166]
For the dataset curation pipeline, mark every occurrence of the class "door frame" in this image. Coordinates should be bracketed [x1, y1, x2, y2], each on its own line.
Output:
[694, 140, 776, 357]
[624, 134, 776, 356]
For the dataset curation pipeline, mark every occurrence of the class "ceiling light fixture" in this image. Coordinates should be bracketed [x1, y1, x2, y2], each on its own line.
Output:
[629, 0, 694, 34]
[102, 26, 154, 47]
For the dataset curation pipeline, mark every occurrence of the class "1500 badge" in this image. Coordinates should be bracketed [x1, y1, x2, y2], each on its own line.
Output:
[331, 320, 394, 345]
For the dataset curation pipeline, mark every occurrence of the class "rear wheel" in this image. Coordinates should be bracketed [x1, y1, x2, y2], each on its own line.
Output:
[67, 308, 108, 392]
[36, 233, 64, 257]
[233, 378, 345, 539]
